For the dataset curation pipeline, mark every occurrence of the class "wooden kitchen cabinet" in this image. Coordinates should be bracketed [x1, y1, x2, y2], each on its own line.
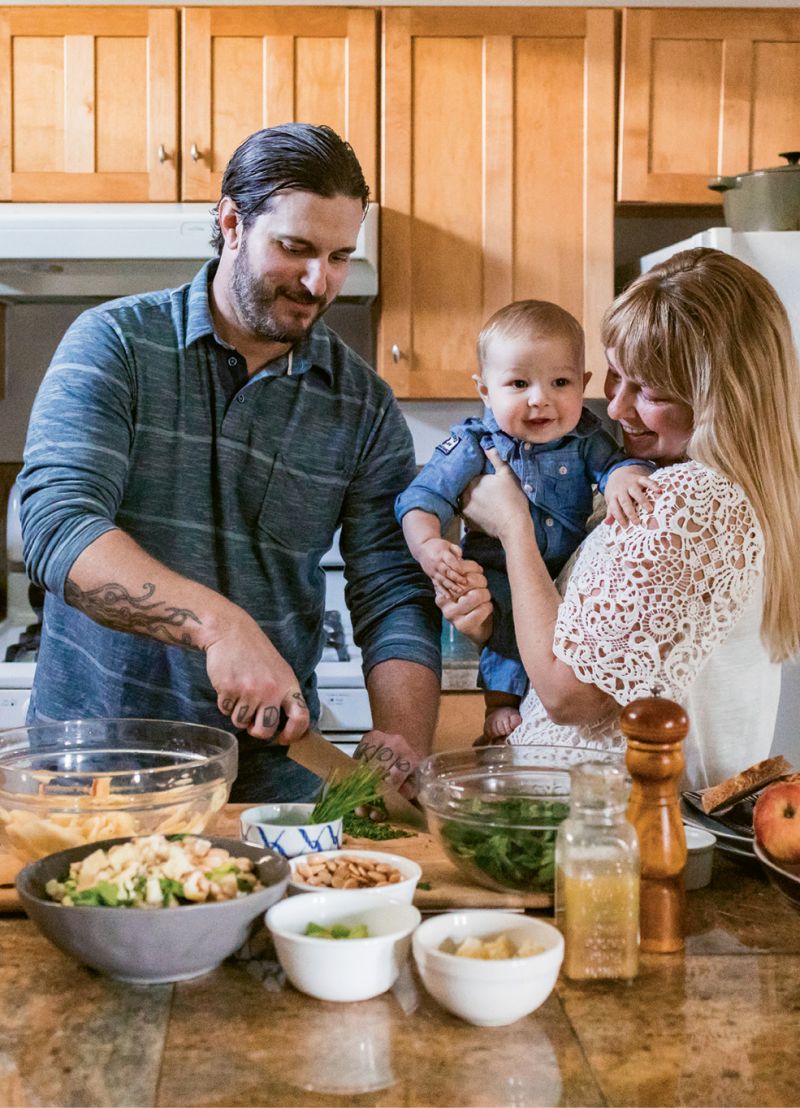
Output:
[181, 7, 377, 201]
[379, 7, 615, 398]
[619, 9, 800, 205]
[433, 691, 485, 753]
[0, 7, 179, 201]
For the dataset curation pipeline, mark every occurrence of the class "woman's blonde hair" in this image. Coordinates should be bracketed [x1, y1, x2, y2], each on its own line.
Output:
[601, 247, 800, 662]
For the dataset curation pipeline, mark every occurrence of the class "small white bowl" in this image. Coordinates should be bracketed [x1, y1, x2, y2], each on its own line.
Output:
[412, 910, 564, 1027]
[287, 849, 421, 903]
[239, 803, 342, 859]
[266, 889, 421, 1002]
[684, 824, 716, 890]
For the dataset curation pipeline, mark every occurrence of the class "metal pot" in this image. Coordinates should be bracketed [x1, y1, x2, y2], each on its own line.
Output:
[708, 152, 800, 231]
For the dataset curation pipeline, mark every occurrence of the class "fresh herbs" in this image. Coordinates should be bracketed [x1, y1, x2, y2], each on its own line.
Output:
[310, 762, 383, 823]
[439, 796, 570, 893]
[342, 811, 414, 840]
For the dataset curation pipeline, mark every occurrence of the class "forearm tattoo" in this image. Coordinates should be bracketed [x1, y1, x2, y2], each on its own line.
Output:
[64, 579, 202, 646]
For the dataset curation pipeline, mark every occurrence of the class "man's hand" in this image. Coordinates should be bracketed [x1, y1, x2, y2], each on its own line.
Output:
[604, 465, 660, 527]
[354, 730, 422, 798]
[205, 612, 310, 743]
[417, 537, 469, 597]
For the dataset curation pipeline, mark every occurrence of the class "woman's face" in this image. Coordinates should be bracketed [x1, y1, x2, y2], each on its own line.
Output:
[604, 348, 694, 465]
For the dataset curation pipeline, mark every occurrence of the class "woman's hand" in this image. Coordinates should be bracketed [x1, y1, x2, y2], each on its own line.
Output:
[461, 447, 530, 543]
[435, 560, 494, 645]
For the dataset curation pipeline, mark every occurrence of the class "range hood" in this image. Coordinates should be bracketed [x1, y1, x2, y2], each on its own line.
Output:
[0, 201, 378, 301]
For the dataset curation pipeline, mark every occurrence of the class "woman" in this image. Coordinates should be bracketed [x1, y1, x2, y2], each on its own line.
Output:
[440, 248, 800, 788]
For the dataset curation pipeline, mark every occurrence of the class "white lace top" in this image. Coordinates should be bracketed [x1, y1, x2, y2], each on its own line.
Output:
[509, 461, 780, 788]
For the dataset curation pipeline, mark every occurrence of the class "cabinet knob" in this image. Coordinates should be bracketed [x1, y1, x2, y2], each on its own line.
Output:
[391, 344, 402, 363]
[157, 144, 170, 164]
[190, 143, 202, 163]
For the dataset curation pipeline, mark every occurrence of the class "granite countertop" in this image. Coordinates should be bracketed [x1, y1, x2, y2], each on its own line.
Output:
[1, 853, 799, 1107]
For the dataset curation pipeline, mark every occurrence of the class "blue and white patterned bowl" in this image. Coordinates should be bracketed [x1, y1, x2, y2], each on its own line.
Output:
[239, 803, 343, 859]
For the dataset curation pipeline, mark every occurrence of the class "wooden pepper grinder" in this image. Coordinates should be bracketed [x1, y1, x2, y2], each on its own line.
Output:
[621, 695, 689, 953]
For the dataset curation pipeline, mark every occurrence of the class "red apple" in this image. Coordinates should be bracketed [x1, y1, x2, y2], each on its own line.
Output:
[753, 780, 800, 863]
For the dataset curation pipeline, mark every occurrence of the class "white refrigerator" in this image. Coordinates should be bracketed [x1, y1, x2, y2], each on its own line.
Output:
[641, 227, 800, 765]
[641, 228, 800, 351]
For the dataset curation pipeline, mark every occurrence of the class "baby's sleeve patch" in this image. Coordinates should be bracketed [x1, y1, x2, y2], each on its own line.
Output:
[435, 434, 462, 456]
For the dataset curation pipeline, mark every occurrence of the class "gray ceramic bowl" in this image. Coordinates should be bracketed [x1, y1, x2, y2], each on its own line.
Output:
[16, 835, 289, 984]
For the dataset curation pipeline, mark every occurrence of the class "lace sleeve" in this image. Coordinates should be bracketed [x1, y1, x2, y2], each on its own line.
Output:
[553, 462, 764, 705]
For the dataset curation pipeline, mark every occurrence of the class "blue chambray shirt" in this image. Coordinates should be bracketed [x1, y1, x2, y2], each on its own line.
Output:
[396, 408, 649, 579]
[19, 260, 440, 730]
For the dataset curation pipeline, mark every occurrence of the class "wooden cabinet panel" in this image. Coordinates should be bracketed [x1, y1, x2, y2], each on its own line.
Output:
[380, 8, 614, 399]
[0, 7, 178, 201]
[433, 692, 485, 753]
[181, 7, 377, 202]
[619, 9, 800, 204]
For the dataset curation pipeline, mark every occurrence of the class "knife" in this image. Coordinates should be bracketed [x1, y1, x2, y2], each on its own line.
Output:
[287, 729, 426, 829]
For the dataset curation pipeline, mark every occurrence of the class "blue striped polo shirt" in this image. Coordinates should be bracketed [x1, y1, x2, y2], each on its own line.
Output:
[19, 260, 440, 729]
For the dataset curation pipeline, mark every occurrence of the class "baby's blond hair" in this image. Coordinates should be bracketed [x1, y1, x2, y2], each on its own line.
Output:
[478, 300, 584, 374]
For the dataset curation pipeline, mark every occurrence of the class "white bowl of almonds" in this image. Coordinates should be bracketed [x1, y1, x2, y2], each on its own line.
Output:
[288, 849, 421, 904]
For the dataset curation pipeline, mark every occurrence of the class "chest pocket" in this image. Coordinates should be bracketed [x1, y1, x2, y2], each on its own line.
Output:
[537, 451, 593, 520]
[256, 452, 350, 551]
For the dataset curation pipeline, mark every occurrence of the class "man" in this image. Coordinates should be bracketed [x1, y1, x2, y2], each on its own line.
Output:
[19, 124, 441, 801]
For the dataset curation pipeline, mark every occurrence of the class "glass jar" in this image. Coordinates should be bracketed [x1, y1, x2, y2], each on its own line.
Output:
[555, 761, 639, 981]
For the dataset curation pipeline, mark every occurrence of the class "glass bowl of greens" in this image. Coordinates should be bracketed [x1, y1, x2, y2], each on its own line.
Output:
[416, 746, 623, 895]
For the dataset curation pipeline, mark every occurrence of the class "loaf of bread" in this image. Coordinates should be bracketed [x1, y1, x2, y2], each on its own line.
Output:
[700, 755, 793, 813]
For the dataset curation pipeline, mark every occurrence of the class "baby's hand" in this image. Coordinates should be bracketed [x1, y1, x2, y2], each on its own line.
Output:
[418, 538, 469, 596]
[604, 465, 660, 527]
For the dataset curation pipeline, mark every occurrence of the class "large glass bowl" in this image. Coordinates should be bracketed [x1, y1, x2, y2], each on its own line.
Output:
[0, 718, 237, 862]
[416, 746, 623, 895]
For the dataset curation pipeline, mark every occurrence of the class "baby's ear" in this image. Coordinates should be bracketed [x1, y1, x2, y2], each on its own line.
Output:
[582, 370, 592, 391]
[472, 373, 489, 401]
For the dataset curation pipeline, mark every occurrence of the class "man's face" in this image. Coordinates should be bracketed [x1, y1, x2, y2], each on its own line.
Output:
[228, 190, 364, 343]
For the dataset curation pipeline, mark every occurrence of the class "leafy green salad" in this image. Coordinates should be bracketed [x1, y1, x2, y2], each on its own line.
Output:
[438, 796, 570, 892]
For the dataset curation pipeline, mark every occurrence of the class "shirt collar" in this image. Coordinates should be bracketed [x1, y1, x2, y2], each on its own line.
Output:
[482, 405, 602, 455]
[185, 258, 335, 384]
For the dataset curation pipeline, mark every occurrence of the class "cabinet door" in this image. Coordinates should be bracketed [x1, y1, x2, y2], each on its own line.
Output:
[182, 7, 377, 202]
[0, 7, 178, 201]
[619, 9, 800, 204]
[380, 8, 614, 399]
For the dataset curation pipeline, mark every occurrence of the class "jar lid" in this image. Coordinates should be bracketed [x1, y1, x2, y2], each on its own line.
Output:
[569, 761, 630, 810]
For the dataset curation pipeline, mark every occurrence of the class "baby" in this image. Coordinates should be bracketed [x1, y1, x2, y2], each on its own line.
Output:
[395, 300, 654, 741]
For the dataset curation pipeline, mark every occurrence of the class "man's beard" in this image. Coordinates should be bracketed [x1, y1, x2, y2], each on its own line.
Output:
[230, 237, 330, 343]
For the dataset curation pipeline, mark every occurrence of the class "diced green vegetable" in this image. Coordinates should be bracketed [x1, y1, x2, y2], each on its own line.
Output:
[303, 920, 370, 940]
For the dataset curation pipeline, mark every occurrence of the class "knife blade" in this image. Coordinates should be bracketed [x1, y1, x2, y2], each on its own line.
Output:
[287, 729, 426, 828]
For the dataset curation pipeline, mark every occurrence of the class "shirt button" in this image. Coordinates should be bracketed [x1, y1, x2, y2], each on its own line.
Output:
[523, 443, 532, 451]
[559, 465, 568, 475]
[228, 356, 238, 367]
[237, 394, 245, 404]
[545, 517, 554, 527]
[523, 483, 533, 493]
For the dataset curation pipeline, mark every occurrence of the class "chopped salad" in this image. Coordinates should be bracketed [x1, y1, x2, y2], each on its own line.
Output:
[44, 834, 265, 908]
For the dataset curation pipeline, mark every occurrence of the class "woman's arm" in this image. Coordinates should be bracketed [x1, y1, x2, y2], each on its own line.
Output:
[461, 449, 613, 726]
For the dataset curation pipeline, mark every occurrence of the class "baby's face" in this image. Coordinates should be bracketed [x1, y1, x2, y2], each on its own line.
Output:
[476, 333, 588, 444]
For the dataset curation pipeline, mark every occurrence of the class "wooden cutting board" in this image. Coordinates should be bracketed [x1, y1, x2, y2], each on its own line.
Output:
[216, 805, 551, 911]
[0, 804, 552, 914]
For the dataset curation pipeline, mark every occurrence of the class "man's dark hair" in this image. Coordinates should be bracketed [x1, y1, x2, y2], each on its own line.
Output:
[210, 123, 369, 253]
